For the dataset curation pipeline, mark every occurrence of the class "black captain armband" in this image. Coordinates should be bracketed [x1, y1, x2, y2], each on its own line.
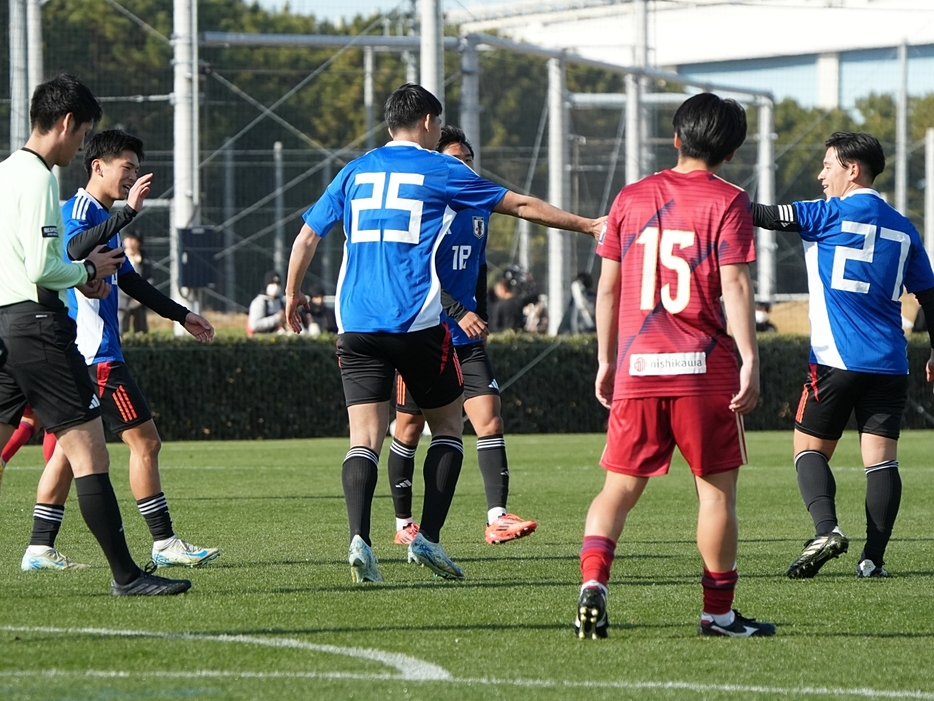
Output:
[83, 259, 97, 281]
[751, 202, 801, 232]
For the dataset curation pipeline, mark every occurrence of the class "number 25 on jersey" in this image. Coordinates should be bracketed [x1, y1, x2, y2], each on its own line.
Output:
[636, 226, 695, 314]
[350, 172, 425, 244]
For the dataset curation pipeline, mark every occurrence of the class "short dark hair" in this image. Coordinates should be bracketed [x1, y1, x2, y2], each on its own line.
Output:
[384, 83, 443, 132]
[825, 131, 885, 181]
[672, 93, 747, 167]
[83, 129, 144, 177]
[30, 74, 102, 134]
[437, 125, 473, 158]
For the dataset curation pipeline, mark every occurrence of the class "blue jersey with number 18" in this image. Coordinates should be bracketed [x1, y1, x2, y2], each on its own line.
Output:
[795, 189, 934, 374]
[303, 141, 507, 334]
[436, 208, 490, 347]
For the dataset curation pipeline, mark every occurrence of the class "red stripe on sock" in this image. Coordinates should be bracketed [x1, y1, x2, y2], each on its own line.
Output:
[701, 568, 738, 615]
[580, 535, 616, 586]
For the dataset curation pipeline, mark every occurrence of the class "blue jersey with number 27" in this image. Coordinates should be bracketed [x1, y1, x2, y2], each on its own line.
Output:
[795, 189, 934, 374]
[303, 141, 506, 334]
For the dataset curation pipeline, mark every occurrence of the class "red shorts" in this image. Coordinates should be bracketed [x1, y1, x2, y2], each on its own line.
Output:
[601, 395, 746, 477]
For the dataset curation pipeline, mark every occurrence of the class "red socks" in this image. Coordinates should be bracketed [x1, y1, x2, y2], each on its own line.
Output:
[701, 568, 738, 615]
[1, 420, 36, 463]
[580, 535, 617, 586]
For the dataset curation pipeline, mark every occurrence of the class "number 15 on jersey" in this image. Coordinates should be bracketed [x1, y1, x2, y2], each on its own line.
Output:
[636, 226, 695, 314]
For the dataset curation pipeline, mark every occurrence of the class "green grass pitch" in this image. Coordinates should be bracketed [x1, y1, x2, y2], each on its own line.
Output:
[1, 431, 933, 700]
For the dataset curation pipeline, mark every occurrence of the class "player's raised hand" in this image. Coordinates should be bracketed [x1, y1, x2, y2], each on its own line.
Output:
[595, 361, 615, 409]
[458, 311, 489, 340]
[127, 172, 153, 212]
[76, 279, 112, 300]
[86, 245, 125, 279]
[285, 291, 309, 334]
[588, 216, 609, 240]
[183, 312, 215, 343]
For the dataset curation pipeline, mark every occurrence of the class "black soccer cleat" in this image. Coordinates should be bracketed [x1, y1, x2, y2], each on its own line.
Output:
[786, 529, 848, 579]
[574, 585, 609, 640]
[698, 610, 776, 637]
[110, 570, 192, 597]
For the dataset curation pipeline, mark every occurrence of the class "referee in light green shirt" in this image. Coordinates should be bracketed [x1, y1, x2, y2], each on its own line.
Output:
[0, 73, 191, 596]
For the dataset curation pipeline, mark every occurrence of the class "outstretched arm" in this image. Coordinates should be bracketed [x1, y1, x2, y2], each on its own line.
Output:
[751, 202, 801, 232]
[493, 191, 606, 239]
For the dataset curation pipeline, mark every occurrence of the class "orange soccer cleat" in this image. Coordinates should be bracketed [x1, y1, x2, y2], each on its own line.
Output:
[485, 513, 537, 544]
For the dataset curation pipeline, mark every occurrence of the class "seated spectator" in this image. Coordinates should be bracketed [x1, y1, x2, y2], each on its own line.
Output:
[489, 276, 526, 332]
[248, 270, 286, 335]
[119, 230, 153, 333]
[755, 301, 777, 333]
[302, 286, 337, 336]
[569, 271, 596, 333]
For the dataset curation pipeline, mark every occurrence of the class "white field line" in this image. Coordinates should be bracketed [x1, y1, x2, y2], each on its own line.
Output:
[2, 626, 933, 698]
[0, 626, 450, 681]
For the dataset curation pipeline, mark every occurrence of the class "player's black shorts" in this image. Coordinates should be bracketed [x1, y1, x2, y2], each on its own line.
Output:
[396, 342, 498, 415]
[0, 309, 101, 433]
[795, 363, 907, 441]
[90, 361, 152, 434]
[337, 324, 463, 409]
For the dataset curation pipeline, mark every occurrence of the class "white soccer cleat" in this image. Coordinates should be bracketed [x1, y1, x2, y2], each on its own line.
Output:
[21, 546, 90, 571]
[151, 536, 220, 568]
[407, 532, 464, 580]
[348, 535, 384, 583]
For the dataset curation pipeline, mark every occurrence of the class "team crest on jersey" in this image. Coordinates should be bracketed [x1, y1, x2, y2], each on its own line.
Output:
[41, 226, 58, 238]
[472, 217, 486, 239]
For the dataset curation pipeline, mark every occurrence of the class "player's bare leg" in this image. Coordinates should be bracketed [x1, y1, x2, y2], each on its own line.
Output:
[122, 420, 219, 568]
[576, 472, 648, 639]
[694, 467, 774, 637]
[389, 411, 424, 544]
[788, 430, 848, 578]
[406, 396, 466, 579]
[465, 393, 537, 543]
[343, 401, 389, 582]
[694, 469, 738, 574]
[22, 442, 89, 570]
[856, 433, 900, 578]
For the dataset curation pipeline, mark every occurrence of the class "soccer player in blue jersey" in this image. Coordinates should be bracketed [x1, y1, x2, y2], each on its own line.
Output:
[753, 131, 934, 579]
[286, 84, 604, 583]
[389, 126, 537, 547]
[21, 129, 220, 573]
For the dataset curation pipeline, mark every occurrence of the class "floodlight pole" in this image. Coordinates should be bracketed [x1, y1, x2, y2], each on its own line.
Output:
[274, 141, 285, 275]
[757, 98, 776, 302]
[420, 0, 443, 108]
[9, 0, 28, 150]
[460, 35, 481, 171]
[896, 41, 909, 216]
[172, 0, 198, 326]
[547, 57, 570, 336]
[925, 128, 934, 262]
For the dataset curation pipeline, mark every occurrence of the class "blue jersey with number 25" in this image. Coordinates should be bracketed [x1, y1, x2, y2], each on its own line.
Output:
[795, 189, 934, 374]
[303, 141, 507, 334]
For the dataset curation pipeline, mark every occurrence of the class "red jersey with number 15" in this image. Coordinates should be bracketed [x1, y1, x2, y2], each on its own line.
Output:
[596, 169, 755, 399]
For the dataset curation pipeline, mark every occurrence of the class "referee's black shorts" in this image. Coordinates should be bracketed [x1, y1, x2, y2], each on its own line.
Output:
[0, 309, 101, 433]
[395, 341, 499, 416]
[795, 362, 907, 441]
[338, 324, 463, 410]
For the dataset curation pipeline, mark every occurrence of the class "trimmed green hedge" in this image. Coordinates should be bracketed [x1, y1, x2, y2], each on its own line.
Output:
[120, 333, 934, 440]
